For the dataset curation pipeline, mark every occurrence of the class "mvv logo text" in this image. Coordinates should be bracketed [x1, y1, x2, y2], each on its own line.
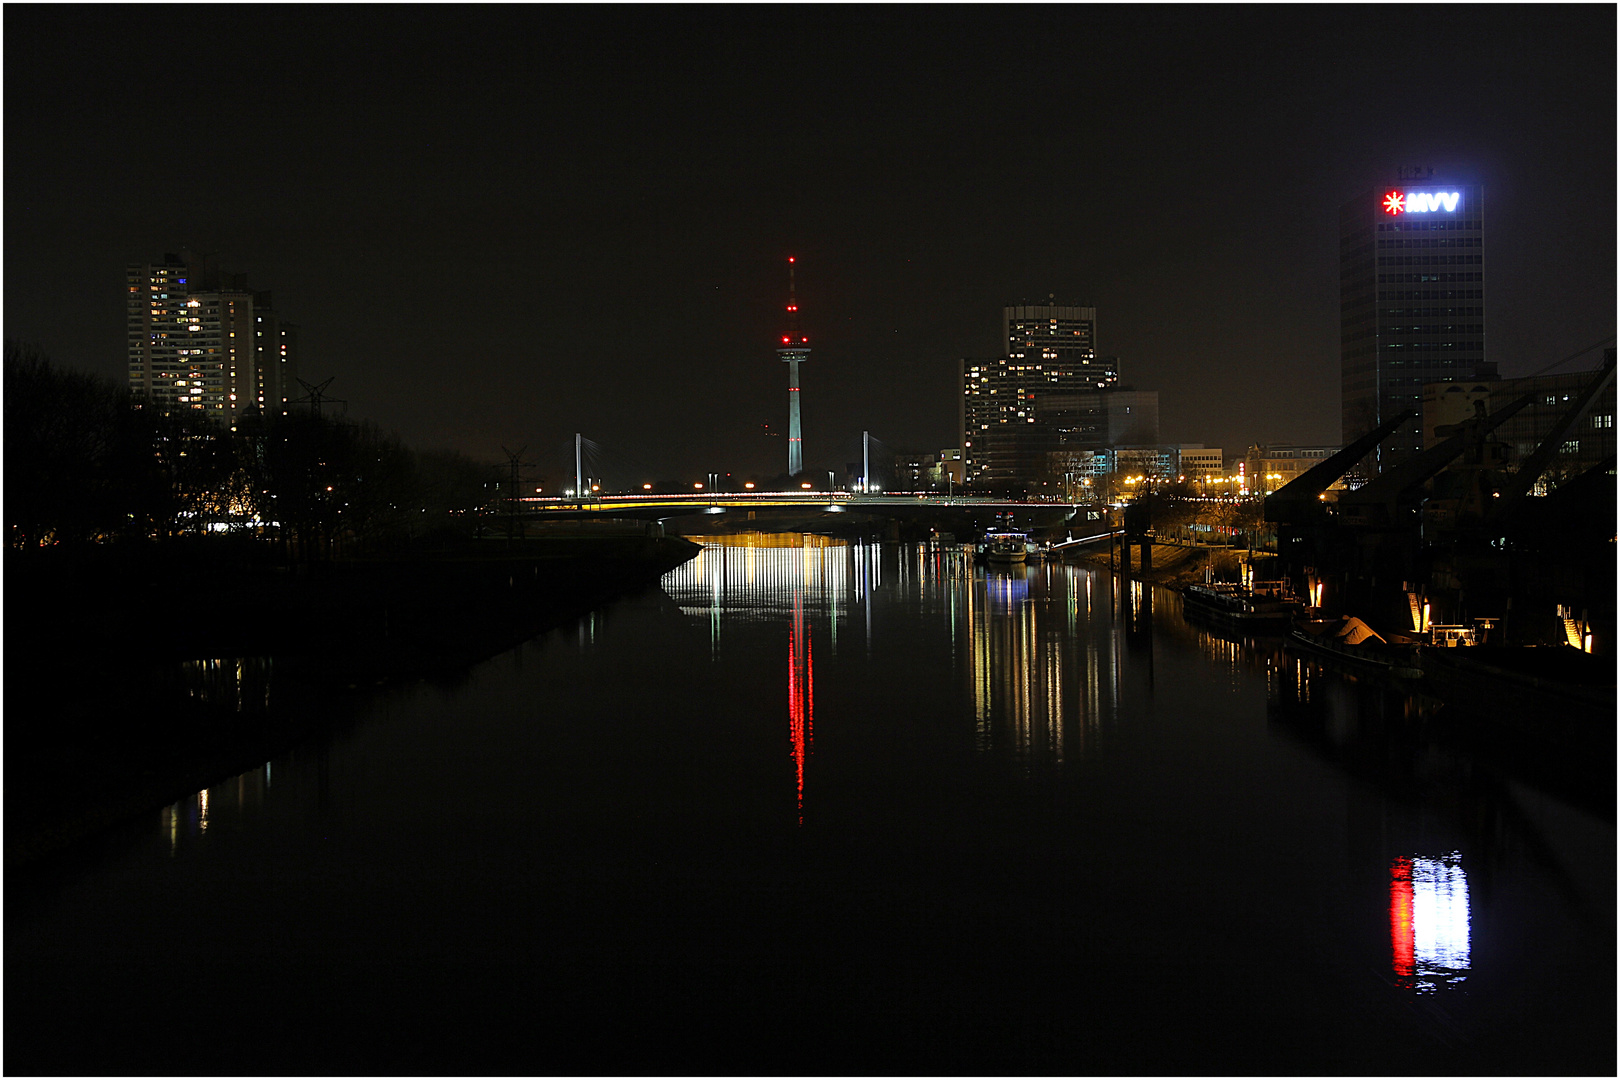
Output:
[1383, 191, 1462, 215]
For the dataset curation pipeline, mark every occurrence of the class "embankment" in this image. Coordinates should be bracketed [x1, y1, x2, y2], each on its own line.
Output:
[6, 534, 701, 866]
[1059, 540, 1232, 589]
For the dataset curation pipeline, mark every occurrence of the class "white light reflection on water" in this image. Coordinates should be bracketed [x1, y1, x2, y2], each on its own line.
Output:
[666, 535, 851, 627]
[667, 537, 850, 821]
[666, 541, 1128, 795]
[1391, 852, 1472, 992]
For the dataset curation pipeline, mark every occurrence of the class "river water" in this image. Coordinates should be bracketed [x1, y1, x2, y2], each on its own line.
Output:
[7, 537, 1614, 1075]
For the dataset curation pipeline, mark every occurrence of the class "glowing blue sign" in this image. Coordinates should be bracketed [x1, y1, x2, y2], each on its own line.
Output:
[1383, 191, 1462, 215]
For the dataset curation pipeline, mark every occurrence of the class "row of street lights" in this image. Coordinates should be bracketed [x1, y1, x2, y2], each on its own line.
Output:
[553, 478, 884, 498]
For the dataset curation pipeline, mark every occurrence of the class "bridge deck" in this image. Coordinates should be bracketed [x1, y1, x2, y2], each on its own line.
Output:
[520, 491, 1097, 516]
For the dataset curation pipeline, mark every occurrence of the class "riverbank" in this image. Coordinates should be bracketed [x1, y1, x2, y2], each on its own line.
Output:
[6, 534, 701, 866]
[1057, 539, 1225, 589]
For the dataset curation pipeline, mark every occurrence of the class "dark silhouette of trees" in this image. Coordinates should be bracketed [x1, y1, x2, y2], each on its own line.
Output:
[7, 341, 494, 559]
[5, 341, 148, 546]
[143, 406, 241, 539]
[247, 412, 483, 560]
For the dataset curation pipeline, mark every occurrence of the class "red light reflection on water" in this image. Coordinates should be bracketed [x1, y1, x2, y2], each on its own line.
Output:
[1390, 856, 1416, 986]
[1389, 853, 1470, 992]
[789, 593, 814, 824]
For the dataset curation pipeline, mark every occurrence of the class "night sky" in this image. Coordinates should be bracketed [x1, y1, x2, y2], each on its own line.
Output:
[6, 6, 1614, 484]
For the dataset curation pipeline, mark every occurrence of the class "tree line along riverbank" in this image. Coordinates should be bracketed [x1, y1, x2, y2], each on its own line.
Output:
[6, 534, 701, 867]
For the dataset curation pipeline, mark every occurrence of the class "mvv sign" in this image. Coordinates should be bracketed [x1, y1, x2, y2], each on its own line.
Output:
[1383, 190, 1462, 215]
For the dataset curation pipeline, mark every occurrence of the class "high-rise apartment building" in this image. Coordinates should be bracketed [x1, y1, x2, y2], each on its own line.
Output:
[1340, 172, 1488, 473]
[961, 303, 1153, 489]
[127, 253, 298, 424]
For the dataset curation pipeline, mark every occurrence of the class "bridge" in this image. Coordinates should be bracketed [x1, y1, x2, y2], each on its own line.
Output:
[519, 430, 1120, 535]
[517, 489, 1113, 530]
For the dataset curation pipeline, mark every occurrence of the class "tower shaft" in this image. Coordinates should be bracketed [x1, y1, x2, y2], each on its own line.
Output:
[777, 257, 810, 477]
[787, 357, 804, 476]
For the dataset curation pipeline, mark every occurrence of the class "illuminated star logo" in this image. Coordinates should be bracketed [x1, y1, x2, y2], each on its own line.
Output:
[1382, 191, 1405, 215]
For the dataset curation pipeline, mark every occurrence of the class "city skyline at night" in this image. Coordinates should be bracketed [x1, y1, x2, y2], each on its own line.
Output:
[6, 7, 1614, 481]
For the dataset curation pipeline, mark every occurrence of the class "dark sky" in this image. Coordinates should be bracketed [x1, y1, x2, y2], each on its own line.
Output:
[7, 6, 1615, 484]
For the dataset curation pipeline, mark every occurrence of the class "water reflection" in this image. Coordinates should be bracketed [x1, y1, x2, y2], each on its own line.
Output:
[151, 542, 1584, 1019]
[161, 760, 273, 855]
[665, 542, 1134, 776]
[666, 536, 845, 820]
[970, 566, 1079, 762]
[81, 538, 1605, 1080]
[666, 535, 851, 657]
[788, 592, 813, 824]
[1391, 853, 1472, 992]
[178, 657, 275, 712]
[1259, 632, 1585, 1002]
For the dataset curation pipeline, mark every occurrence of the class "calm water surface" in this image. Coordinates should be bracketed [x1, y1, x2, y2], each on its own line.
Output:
[8, 538, 1614, 1074]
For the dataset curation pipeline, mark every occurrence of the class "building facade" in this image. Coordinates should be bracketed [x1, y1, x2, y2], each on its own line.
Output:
[1422, 358, 1616, 494]
[1341, 173, 1489, 474]
[1047, 443, 1224, 499]
[962, 303, 1157, 489]
[1004, 304, 1117, 389]
[892, 448, 965, 491]
[1176, 446, 1224, 480]
[127, 254, 298, 425]
[1241, 444, 1342, 495]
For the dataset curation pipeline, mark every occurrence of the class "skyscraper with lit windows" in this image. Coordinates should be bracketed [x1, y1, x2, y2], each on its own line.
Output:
[961, 303, 1152, 489]
[127, 254, 298, 424]
[1003, 302, 1115, 388]
[1340, 172, 1489, 473]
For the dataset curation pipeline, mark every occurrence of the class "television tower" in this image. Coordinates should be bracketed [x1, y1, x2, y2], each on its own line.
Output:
[777, 257, 810, 476]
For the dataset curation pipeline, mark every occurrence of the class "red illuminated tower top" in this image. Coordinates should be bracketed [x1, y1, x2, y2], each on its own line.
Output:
[777, 257, 808, 477]
[778, 257, 809, 354]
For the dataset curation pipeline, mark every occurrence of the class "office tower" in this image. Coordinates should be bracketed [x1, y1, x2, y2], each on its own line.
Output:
[126, 254, 298, 424]
[777, 257, 810, 476]
[1004, 302, 1116, 389]
[962, 303, 1152, 489]
[1340, 171, 1487, 473]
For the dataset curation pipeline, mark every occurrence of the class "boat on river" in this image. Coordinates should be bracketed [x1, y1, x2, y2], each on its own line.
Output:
[1180, 580, 1302, 633]
[1287, 616, 1422, 677]
[984, 533, 1028, 565]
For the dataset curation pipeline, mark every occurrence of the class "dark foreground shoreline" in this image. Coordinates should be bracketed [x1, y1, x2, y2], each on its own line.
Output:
[5, 534, 701, 867]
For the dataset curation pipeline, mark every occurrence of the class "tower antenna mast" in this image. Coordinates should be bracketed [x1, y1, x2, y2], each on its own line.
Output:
[776, 257, 811, 477]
